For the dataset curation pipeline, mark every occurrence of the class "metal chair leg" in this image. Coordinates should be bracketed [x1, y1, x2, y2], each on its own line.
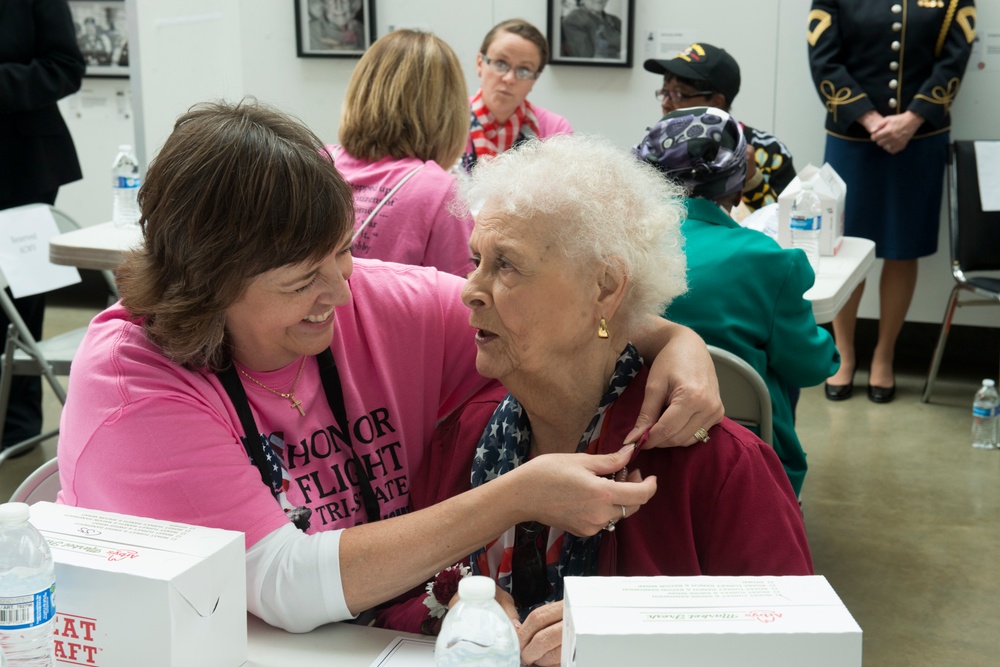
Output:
[922, 285, 961, 403]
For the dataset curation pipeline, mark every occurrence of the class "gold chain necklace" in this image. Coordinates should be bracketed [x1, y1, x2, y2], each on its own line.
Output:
[237, 355, 308, 417]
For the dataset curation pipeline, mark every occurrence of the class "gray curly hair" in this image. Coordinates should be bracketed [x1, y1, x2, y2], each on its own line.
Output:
[454, 133, 688, 336]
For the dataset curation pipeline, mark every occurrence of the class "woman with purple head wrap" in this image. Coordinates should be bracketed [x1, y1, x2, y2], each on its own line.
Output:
[635, 106, 746, 204]
[647, 106, 840, 497]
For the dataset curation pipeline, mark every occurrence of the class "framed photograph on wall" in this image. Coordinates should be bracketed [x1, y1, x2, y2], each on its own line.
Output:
[548, 0, 634, 68]
[295, 0, 376, 58]
[68, 0, 129, 78]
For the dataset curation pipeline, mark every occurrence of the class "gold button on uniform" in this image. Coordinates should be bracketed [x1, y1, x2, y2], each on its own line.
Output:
[889, 79, 899, 90]
[891, 41, 901, 52]
[888, 98, 898, 109]
[891, 4, 902, 13]
[892, 22, 902, 32]
[890, 61, 899, 71]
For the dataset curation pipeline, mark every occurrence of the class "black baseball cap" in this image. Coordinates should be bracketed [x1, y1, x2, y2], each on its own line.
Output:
[643, 43, 741, 105]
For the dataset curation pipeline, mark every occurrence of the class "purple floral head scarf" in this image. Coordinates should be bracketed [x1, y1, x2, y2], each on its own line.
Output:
[634, 106, 747, 201]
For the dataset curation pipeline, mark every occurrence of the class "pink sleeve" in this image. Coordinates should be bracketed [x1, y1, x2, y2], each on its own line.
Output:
[57, 333, 289, 548]
[422, 199, 474, 277]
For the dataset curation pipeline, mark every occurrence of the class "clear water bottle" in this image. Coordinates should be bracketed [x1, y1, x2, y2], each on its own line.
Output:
[111, 144, 141, 227]
[790, 179, 822, 273]
[434, 576, 519, 667]
[0, 503, 55, 667]
[972, 379, 1000, 449]
[1, 645, 8, 667]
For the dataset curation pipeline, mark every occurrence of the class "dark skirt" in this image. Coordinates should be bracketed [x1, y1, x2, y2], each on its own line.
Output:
[824, 132, 948, 260]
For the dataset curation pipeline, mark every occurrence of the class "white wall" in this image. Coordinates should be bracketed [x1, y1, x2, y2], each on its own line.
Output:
[56, 0, 1000, 327]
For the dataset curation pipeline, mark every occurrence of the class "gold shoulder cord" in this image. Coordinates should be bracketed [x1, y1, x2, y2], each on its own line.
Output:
[934, 0, 960, 57]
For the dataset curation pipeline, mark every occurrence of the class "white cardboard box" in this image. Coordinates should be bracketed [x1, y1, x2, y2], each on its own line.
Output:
[777, 163, 847, 256]
[27, 502, 247, 667]
[562, 576, 862, 667]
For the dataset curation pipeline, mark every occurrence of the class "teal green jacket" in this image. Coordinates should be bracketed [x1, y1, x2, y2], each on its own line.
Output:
[665, 198, 840, 495]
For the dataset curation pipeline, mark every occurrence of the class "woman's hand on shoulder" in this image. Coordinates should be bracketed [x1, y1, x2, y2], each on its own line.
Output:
[630, 321, 724, 448]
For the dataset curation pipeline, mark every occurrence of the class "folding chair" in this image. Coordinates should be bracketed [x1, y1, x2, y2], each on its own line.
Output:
[708, 345, 773, 446]
[9, 457, 60, 504]
[921, 141, 1000, 403]
[0, 204, 101, 463]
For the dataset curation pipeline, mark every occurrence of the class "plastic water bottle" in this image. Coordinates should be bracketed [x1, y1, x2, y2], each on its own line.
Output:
[972, 379, 1000, 449]
[434, 576, 519, 667]
[790, 180, 822, 273]
[1, 645, 8, 667]
[111, 144, 141, 227]
[0, 503, 55, 667]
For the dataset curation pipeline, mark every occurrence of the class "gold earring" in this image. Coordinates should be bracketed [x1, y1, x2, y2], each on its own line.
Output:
[598, 317, 610, 339]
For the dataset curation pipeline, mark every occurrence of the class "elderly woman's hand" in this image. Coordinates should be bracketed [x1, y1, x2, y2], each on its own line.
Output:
[629, 321, 725, 448]
[518, 601, 564, 666]
[515, 448, 657, 536]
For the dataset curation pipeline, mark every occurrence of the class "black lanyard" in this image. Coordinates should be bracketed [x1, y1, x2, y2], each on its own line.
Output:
[217, 348, 381, 526]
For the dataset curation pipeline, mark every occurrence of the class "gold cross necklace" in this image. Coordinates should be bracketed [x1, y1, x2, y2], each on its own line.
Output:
[237, 355, 308, 417]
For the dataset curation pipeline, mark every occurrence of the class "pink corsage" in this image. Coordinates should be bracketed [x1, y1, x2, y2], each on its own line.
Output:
[423, 564, 471, 619]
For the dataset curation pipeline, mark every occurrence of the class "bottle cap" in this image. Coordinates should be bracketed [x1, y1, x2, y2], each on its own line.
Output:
[983, 379, 995, 387]
[119, 144, 132, 152]
[0, 502, 30, 524]
[458, 575, 496, 601]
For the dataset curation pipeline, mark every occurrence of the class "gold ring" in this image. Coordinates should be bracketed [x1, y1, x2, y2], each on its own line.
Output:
[604, 519, 616, 532]
[694, 427, 710, 443]
[620, 505, 627, 520]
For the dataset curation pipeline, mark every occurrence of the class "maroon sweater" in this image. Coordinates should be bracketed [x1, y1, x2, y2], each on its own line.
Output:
[378, 370, 813, 632]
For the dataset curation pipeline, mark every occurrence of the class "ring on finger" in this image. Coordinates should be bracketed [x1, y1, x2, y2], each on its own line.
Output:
[694, 427, 710, 443]
[620, 504, 626, 521]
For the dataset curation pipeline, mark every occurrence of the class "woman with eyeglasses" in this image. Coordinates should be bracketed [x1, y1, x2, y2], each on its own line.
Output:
[377, 134, 813, 664]
[328, 29, 473, 276]
[460, 19, 572, 174]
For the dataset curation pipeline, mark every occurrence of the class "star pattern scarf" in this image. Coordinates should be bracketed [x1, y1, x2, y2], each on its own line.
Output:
[469, 89, 540, 162]
[468, 344, 643, 618]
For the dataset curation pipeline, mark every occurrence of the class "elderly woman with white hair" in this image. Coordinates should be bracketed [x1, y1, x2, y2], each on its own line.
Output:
[379, 134, 813, 664]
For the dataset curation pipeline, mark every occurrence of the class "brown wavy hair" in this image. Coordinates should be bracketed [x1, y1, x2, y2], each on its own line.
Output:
[117, 98, 354, 370]
[339, 30, 468, 168]
[480, 18, 549, 75]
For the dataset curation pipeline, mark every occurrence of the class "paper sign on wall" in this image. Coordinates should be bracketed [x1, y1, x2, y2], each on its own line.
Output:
[0, 206, 81, 298]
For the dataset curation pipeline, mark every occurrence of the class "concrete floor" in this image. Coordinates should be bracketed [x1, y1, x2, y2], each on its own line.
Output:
[2, 303, 998, 666]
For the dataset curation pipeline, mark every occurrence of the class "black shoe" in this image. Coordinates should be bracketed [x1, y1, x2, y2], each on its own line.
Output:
[824, 370, 855, 401]
[867, 383, 896, 404]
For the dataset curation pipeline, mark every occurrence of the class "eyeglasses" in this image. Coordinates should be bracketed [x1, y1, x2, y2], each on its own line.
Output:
[481, 54, 539, 81]
[655, 88, 715, 103]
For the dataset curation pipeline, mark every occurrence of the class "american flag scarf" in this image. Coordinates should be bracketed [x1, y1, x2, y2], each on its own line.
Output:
[469, 89, 541, 162]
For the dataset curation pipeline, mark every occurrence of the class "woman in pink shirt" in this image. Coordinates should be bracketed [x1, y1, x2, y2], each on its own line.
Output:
[329, 30, 473, 276]
[56, 99, 724, 633]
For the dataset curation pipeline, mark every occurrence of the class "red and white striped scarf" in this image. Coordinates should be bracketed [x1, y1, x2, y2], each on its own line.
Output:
[469, 89, 540, 161]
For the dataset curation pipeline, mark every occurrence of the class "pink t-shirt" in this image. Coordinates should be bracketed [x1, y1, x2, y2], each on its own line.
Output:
[56, 259, 487, 549]
[329, 147, 474, 277]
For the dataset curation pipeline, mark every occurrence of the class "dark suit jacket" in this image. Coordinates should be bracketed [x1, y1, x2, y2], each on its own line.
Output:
[807, 0, 976, 140]
[0, 0, 85, 207]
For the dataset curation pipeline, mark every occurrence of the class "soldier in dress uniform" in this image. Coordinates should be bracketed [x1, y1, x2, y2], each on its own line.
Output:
[808, 0, 975, 404]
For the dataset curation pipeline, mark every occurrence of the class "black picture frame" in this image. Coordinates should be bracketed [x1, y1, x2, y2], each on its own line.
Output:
[68, 0, 129, 78]
[295, 0, 376, 58]
[548, 0, 634, 68]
